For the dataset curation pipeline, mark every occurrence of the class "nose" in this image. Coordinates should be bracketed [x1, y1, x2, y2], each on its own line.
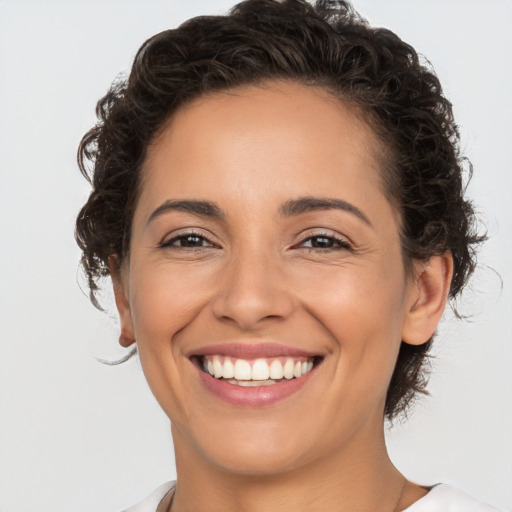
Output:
[210, 247, 295, 331]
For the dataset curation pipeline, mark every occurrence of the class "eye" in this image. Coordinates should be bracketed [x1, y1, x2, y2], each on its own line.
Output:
[299, 234, 351, 251]
[161, 232, 215, 249]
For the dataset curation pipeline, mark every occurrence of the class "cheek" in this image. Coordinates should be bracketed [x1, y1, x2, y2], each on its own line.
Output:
[296, 259, 407, 331]
[126, 267, 213, 419]
[129, 260, 212, 343]
[295, 260, 407, 379]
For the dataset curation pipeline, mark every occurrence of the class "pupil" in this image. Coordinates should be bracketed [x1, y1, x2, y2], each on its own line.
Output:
[313, 236, 332, 248]
[184, 236, 201, 247]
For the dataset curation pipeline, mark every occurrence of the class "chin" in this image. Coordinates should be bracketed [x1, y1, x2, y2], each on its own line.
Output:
[181, 415, 319, 476]
[203, 444, 311, 477]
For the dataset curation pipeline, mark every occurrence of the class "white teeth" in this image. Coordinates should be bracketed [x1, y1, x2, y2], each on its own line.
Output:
[269, 359, 284, 379]
[252, 359, 270, 380]
[213, 356, 223, 378]
[233, 359, 252, 380]
[202, 355, 317, 383]
[222, 358, 234, 379]
[283, 358, 295, 380]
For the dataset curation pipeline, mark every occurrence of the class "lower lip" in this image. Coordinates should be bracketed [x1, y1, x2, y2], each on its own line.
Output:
[196, 365, 316, 407]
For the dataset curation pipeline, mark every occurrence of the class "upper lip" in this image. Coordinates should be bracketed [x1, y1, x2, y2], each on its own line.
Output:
[188, 342, 321, 359]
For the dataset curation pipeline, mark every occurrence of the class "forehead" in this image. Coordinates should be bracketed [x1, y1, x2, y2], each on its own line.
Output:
[139, 80, 391, 220]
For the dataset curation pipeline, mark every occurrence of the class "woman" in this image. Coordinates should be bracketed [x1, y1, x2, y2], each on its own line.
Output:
[75, 1, 499, 510]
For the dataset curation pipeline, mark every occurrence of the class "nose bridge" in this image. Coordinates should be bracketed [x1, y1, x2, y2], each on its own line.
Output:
[211, 237, 293, 330]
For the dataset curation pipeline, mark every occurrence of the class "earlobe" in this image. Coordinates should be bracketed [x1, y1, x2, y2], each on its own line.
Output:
[109, 256, 136, 348]
[402, 251, 454, 346]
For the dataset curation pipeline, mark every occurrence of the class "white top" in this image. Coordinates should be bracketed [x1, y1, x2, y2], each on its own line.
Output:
[402, 484, 502, 511]
[122, 481, 504, 512]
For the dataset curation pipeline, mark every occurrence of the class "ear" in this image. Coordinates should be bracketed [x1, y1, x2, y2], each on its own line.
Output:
[109, 256, 136, 348]
[401, 251, 454, 346]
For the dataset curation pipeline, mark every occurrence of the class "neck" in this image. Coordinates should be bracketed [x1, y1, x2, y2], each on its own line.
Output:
[169, 418, 417, 512]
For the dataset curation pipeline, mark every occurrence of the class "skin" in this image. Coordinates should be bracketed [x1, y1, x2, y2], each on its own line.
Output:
[112, 80, 453, 512]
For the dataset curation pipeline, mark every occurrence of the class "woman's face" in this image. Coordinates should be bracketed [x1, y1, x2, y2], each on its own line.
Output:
[115, 81, 422, 474]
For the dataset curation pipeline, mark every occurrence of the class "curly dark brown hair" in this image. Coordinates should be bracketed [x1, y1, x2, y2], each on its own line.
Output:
[76, 0, 485, 419]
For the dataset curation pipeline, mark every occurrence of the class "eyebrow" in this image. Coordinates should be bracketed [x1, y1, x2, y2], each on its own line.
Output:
[147, 199, 226, 225]
[279, 196, 372, 226]
[147, 196, 371, 227]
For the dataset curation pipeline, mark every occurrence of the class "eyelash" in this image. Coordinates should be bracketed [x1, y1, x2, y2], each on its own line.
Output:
[160, 231, 215, 249]
[297, 233, 352, 251]
[160, 231, 351, 252]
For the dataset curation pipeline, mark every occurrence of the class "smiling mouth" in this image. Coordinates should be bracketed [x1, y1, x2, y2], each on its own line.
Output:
[195, 355, 323, 386]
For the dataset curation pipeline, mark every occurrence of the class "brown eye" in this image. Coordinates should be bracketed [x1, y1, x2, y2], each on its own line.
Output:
[162, 233, 214, 249]
[306, 236, 335, 249]
[300, 235, 351, 250]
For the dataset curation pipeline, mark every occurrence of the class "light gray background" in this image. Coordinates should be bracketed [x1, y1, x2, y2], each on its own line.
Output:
[0, 1, 511, 511]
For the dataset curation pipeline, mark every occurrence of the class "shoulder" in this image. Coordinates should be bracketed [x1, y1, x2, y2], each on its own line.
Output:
[404, 484, 504, 512]
[118, 481, 505, 512]
[120, 481, 175, 512]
